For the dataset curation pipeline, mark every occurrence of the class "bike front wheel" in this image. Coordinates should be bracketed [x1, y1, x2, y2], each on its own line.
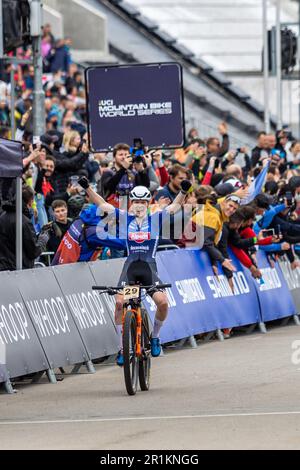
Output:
[139, 309, 151, 391]
[123, 308, 138, 396]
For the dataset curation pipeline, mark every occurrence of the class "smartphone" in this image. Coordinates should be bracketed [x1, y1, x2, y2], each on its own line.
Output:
[33, 136, 41, 150]
[262, 229, 275, 237]
[69, 175, 79, 187]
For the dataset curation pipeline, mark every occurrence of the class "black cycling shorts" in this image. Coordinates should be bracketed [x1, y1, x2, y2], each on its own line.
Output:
[118, 260, 163, 297]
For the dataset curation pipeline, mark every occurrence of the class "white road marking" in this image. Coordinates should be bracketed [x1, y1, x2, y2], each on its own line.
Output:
[1, 410, 300, 426]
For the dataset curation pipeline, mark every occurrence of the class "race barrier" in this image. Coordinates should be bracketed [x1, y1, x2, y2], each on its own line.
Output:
[0, 264, 121, 391]
[143, 249, 297, 343]
[0, 248, 299, 393]
[277, 256, 300, 326]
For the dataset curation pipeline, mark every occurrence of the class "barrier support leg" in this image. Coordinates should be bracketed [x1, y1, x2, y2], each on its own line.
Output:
[216, 329, 224, 341]
[4, 378, 15, 394]
[71, 363, 82, 374]
[85, 360, 96, 373]
[293, 314, 300, 326]
[46, 368, 57, 384]
[188, 336, 198, 348]
[258, 322, 267, 334]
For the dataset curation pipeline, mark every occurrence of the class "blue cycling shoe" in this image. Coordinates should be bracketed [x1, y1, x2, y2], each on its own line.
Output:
[116, 350, 124, 367]
[150, 337, 161, 357]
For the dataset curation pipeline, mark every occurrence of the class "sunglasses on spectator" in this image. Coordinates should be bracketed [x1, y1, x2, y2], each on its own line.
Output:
[225, 195, 241, 204]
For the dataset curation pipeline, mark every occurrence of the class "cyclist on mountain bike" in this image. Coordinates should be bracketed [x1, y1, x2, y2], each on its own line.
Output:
[78, 176, 192, 365]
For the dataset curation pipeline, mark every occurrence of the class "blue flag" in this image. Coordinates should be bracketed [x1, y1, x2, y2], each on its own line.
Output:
[241, 161, 270, 205]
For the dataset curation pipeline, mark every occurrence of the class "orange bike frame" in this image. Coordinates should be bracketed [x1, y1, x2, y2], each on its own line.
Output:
[122, 305, 142, 356]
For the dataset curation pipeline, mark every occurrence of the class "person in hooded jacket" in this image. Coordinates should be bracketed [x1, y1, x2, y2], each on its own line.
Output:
[0, 186, 50, 271]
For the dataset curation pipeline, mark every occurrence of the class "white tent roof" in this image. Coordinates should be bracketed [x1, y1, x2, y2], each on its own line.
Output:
[129, 0, 298, 72]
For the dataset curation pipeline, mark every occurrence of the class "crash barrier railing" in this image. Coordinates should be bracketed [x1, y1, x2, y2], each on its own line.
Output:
[0, 249, 299, 394]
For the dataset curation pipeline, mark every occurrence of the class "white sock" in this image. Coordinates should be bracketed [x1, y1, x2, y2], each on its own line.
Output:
[152, 318, 164, 339]
[116, 324, 122, 350]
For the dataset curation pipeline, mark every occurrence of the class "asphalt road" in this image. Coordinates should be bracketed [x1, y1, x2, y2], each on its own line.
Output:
[1, 323, 300, 450]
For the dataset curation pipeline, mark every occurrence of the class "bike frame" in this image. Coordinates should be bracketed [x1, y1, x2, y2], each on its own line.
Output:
[122, 298, 142, 357]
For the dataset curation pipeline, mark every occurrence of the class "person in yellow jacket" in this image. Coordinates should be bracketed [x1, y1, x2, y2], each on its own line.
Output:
[193, 193, 241, 272]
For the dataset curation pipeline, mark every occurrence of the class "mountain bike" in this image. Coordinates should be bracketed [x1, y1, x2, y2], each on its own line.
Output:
[92, 282, 171, 395]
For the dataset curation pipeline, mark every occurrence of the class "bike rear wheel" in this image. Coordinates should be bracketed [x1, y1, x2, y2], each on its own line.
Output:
[139, 309, 151, 391]
[123, 309, 138, 396]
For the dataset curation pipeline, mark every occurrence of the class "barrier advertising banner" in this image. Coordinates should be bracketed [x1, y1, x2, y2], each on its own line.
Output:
[53, 263, 119, 359]
[278, 257, 300, 314]
[15, 269, 89, 369]
[0, 272, 48, 379]
[89, 258, 125, 320]
[85, 62, 185, 151]
[252, 251, 296, 322]
[143, 249, 261, 343]
[0, 364, 7, 383]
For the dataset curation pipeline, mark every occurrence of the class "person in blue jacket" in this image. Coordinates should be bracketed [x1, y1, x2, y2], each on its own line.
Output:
[253, 195, 299, 268]
[52, 202, 126, 265]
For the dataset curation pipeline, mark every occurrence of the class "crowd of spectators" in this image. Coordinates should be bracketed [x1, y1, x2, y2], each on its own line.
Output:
[1, 23, 300, 315]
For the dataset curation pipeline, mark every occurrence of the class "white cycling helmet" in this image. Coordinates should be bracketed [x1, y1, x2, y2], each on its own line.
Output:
[129, 186, 151, 202]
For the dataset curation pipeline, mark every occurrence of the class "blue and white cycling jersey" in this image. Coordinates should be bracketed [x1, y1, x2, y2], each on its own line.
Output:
[116, 208, 165, 263]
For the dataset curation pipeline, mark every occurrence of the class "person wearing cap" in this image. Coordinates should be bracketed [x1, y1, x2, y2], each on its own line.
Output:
[40, 133, 59, 154]
[192, 193, 241, 273]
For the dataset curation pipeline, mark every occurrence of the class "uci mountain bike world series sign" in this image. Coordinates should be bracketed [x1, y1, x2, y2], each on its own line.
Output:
[85, 62, 185, 152]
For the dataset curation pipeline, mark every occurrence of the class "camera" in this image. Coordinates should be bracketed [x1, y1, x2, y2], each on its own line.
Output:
[130, 137, 145, 164]
[278, 190, 295, 208]
[285, 191, 294, 207]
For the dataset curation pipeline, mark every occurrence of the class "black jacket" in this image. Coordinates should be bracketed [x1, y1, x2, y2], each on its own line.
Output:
[47, 219, 73, 253]
[52, 150, 89, 194]
[101, 166, 150, 198]
[0, 203, 48, 271]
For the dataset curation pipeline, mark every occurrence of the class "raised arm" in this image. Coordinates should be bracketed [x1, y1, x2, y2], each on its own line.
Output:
[165, 180, 192, 214]
[78, 176, 115, 214]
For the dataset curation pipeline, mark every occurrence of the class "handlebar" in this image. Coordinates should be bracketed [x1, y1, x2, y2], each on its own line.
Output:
[92, 283, 172, 295]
